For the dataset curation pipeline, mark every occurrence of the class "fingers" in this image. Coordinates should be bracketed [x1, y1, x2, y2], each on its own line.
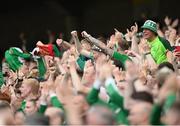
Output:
[126, 28, 130, 33]
[114, 28, 119, 33]
[135, 22, 138, 28]
[36, 41, 44, 46]
[81, 31, 87, 37]
[71, 30, 77, 36]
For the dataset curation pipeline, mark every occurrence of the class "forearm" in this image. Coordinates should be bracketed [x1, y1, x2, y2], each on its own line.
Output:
[62, 40, 72, 49]
[86, 35, 113, 56]
[143, 53, 157, 68]
[50, 93, 63, 109]
[131, 36, 140, 54]
[64, 105, 83, 125]
[157, 30, 165, 38]
[149, 103, 163, 125]
[70, 65, 83, 93]
[166, 51, 173, 63]
[72, 36, 82, 53]
[105, 77, 124, 108]
[86, 80, 101, 105]
[38, 100, 47, 114]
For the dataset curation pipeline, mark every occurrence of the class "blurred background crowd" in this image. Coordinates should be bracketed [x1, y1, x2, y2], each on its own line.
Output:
[0, 0, 180, 125]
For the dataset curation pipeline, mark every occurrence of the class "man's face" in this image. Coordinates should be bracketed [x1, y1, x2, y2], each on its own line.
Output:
[82, 42, 91, 51]
[143, 29, 155, 40]
[24, 101, 37, 116]
[19, 82, 31, 98]
[128, 102, 151, 125]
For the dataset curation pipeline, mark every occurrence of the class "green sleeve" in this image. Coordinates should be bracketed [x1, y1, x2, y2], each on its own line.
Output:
[50, 96, 63, 109]
[76, 57, 86, 71]
[105, 78, 129, 125]
[112, 51, 130, 66]
[53, 45, 62, 57]
[38, 104, 47, 114]
[20, 101, 26, 111]
[105, 78, 124, 109]
[89, 51, 94, 59]
[86, 87, 100, 105]
[163, 93, 176, 114]
[113, 42, 119, 52]
[37, 57, 46, 78]
[115, 108, 129, 125]
[159, 37, 174, 51]
[149, 103, 164, 125]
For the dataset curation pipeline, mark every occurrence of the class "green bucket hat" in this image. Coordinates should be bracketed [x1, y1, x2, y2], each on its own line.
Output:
[141, 20, 157, 34]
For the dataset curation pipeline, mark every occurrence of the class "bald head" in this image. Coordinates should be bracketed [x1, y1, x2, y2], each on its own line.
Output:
[45, 107, 64, 125]
[86, 104, 115, 125]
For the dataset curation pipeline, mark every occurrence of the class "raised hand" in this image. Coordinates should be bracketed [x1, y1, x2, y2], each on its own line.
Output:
[171, 18, 179, 28]
[124, 28, 133, 41]
[71, 31, 78, 37]
[168, 28, 177, 45]
[81, 31, 90, 38]
[107, 35, 116, 48]
[68, 55, 76, 68]
[130, 22, 138, 35]
[164, 16, 172, 26]
[114, 28, 123, 42]
[158, 74, 178, 104]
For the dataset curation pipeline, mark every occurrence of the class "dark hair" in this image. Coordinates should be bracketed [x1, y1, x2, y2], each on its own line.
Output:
[112, 58, 124, 70]
[119, 39, 131, 51]
[131, 91, 154, 104]
[0, 100, 11, 109]
[25, 113, 49, 125]
[158, 62, 175, 72]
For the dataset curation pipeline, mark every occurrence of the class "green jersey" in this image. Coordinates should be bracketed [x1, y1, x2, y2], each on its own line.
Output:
[148, 37, 173, 64]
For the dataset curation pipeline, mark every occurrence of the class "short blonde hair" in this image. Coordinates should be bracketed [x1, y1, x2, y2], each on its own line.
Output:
[24, 78, 40, 95]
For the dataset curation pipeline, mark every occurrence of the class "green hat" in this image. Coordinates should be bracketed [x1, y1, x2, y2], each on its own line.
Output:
[141, 20, 157, 33]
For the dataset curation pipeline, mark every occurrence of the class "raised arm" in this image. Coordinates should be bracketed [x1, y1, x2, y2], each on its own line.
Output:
[71, 31, 92, 58]
[68, 55, 90, 94]
[130, 23, 140, 54]
[81, 31, 114, 56]
[56, 39, 71, 50]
